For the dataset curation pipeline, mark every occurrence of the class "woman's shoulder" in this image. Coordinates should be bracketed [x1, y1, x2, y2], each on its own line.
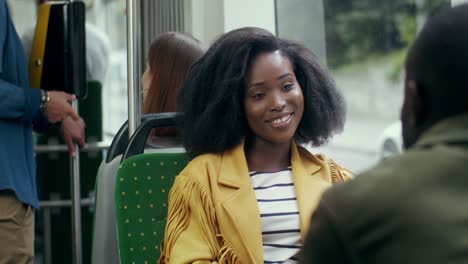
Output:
[296, 145, 354, 183]
[176, 152, 224, 182]
[325, 157, 354, 183]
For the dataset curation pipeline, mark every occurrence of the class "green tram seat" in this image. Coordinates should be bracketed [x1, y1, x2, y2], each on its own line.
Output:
[115, 152, 189, 263]
[92, 113, 180, 264]
[92, 113, 185, 263]
[92, 114, 139, 264]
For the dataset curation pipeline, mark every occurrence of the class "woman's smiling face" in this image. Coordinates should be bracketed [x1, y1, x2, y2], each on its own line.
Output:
[244, 50, 304, 147]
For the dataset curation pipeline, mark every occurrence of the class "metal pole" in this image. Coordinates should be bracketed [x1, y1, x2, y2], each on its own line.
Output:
[70, 100, 82, 264]
[127, 0, 142, 138]
[40, 197, 94, 264]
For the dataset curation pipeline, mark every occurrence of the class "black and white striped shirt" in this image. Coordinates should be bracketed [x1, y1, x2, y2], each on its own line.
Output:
[250, 167, 301, 263]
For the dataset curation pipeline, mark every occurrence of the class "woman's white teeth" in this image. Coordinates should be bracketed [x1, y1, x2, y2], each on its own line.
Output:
[271, 114, 290, 124]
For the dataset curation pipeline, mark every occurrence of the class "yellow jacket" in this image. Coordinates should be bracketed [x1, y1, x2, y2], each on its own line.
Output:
[159, 141, 352, 264]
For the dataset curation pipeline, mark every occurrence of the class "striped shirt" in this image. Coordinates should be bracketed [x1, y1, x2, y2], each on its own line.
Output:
[250, 167, 301, 263]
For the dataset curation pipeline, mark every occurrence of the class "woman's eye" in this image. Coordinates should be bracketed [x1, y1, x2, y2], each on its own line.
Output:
[252, 93, 265, 100]
[283, 83, 294, 91]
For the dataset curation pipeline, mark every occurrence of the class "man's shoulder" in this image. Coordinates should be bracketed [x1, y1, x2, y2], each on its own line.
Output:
[321, 151, 431, 217]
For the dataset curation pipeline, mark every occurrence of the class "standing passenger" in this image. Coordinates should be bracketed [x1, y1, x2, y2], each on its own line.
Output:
[0, 0, 85, 262]
[159, 27, 352, 264]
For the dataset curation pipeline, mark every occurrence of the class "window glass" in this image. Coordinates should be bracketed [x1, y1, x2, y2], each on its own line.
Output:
[7, 0, 452, 172]
[276, 0, 450, 173]
[96, 0, 127, 138]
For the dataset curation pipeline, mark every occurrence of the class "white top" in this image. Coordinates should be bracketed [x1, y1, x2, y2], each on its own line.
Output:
[250, 167, 301, 263]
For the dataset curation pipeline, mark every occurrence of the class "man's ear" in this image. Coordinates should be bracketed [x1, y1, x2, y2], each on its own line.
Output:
[406, 80, 426, 127]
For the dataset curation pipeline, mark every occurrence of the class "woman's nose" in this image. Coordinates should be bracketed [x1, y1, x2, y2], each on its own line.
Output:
[270, 93, 286, 111]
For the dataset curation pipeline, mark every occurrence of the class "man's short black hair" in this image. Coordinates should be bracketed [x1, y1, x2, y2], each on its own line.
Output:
[405, 3, 468, 122]
[178, 27, 346, 157]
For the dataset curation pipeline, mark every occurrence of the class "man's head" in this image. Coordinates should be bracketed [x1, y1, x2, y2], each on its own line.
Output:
[402, 3, 468, 149]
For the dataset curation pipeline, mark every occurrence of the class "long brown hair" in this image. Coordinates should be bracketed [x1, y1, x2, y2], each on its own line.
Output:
[142, 32, 203, 136]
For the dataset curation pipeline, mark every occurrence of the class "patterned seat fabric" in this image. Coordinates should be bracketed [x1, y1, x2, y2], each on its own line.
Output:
[114, 152, 190, 264]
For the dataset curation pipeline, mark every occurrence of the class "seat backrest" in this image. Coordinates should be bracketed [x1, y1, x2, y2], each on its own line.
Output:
[121, 112, 183, 162]
[91, 155, 121, 264]
[91, 146, 186, 264]
[114, 152, 190, 263]
[106, 112, 179, 163]
[91, 111, 130, 264]
[92, 112, 182, 264]
[105, 120, 129, 163]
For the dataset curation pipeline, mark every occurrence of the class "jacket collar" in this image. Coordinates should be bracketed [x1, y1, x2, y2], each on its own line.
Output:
[415, 113, 468, 149]
[217, 140, 331, 263]
[290, 143, 332, 240]
[216, 141, 261, 263]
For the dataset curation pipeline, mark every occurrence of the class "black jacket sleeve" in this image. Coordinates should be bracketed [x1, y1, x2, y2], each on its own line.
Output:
[300, 199, 353, 264]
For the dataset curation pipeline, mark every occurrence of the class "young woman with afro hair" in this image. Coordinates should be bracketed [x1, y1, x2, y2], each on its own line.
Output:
[159, 27, 352, 264]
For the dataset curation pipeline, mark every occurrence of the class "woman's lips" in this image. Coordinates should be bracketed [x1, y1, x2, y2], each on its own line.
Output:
[266, 113, 294, 128]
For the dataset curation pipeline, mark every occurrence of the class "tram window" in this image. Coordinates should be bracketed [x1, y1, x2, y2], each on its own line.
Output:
[92, 0, 127, 139]
[178, 0, 450, 173]
[8, 0, 453, 171]
[274, 0, 450, 173]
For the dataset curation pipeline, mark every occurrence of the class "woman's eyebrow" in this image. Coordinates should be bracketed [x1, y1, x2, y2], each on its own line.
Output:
[247, 73, 293, 90]
[277, 73, 293, 81]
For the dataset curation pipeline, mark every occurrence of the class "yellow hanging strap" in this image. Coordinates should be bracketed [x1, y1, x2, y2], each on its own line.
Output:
[28, 3, 51, 89]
